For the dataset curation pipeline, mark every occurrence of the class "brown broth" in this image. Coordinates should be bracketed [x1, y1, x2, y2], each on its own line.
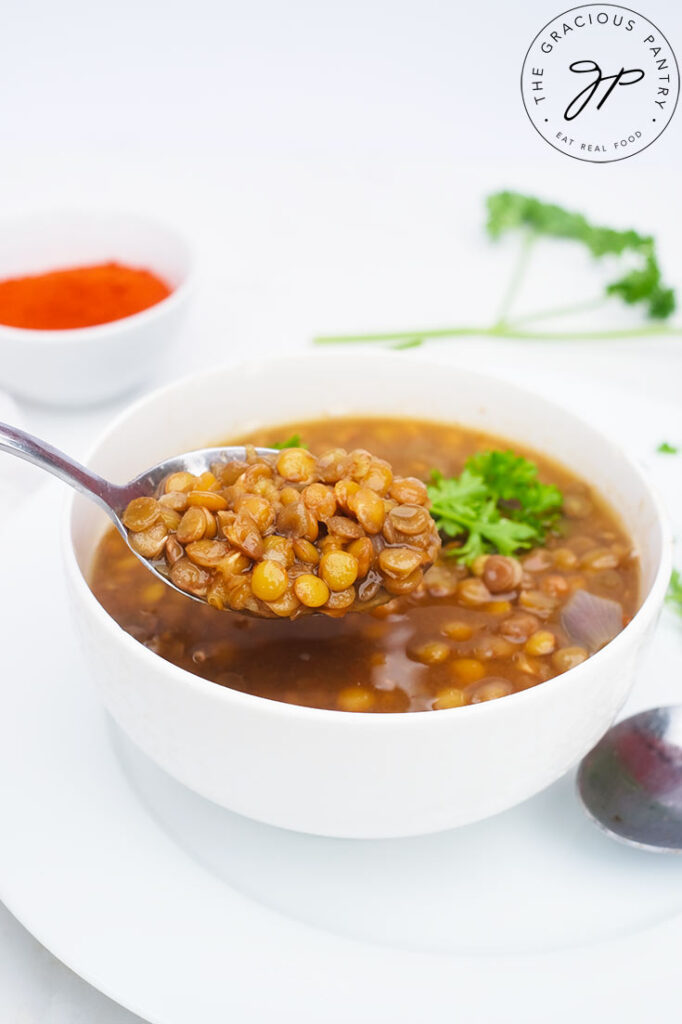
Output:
[90, 417, 639, 712]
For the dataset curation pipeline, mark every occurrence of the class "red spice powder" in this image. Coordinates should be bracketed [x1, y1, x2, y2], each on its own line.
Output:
[0, 261, 172, 330]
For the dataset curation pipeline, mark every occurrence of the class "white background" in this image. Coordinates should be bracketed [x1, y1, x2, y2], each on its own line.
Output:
[1, 1, 681, 1020]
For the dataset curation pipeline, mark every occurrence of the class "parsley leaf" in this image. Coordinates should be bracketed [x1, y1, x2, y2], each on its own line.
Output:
[486, 192, 675, 320]
[427, 451, 563, 566]
[272, 434, 307, 450]
[464, 449, 563, 533]
[657, 441, 679, 454]
[667, 569, 682, 614]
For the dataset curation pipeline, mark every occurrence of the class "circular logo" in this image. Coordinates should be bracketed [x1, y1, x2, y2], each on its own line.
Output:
[521, 4, 679, 162]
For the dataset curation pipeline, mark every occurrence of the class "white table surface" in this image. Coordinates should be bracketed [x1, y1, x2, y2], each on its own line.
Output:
[1, 0, 682, 1019]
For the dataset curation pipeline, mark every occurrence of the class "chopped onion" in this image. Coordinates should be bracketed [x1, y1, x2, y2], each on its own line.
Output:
[561, 589, 624, 653]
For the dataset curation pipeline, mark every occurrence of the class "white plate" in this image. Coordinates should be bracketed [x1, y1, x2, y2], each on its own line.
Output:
[1, 374, 682, 1023]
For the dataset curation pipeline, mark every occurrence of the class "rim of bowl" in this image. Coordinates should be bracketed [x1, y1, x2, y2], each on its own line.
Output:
[62, 352, 673, 728]
[0, 210, 194, 344]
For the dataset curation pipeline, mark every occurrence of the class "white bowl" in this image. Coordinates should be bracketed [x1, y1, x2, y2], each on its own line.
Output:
[64, 353, 671, 838]
[0, 211, 193, 406]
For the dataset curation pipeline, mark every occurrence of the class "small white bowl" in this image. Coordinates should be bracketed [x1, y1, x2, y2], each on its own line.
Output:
[64, 353, 671, 838]
[0, 211, 193, 406]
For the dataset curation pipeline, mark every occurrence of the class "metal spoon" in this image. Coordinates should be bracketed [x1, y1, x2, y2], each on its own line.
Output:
[577, 706, 682, 853]
[0, 420, 280, 608]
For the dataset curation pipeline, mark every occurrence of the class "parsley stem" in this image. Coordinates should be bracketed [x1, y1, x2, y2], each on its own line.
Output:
[494, 229, 536, 328]
[313, 324, 682, 344]
[314, 326, 501, 344]
[391, 337, 424, 350]
[485, 325, 682, 341]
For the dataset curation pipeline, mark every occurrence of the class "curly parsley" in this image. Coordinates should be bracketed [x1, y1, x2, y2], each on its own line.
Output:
[272, 434, 307, 450]
[427, 450, 563, 565]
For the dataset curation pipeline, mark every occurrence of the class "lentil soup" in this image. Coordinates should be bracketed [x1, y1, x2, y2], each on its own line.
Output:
[90, 417, 639, 712]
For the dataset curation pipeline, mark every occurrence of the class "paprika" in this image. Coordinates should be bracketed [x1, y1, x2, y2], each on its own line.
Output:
[0, 261, 171, 330]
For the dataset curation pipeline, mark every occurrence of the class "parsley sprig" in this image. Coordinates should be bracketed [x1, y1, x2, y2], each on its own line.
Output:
[314, 191, 682, 347]
[427, 450, 562, 565]
[272, 434, 307, 450]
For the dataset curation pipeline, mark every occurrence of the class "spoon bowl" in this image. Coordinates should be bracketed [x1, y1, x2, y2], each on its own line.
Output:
[577, 705, 682, 853]
[0, 420, 277, 608]
[101, 444, 283, 606]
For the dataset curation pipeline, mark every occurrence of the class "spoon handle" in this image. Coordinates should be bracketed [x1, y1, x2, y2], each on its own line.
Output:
[0, 421, 124, 517]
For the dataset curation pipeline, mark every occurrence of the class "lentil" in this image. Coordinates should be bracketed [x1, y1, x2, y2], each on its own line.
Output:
[433, 686, 466, 710]
[552, 646, 589, 673]
[409, 640, 451, 665]
[450, 658, 486, 684]
[470, 678, 515, 703]
[525, 630, 557, 657]
[482, 555, 523, 594]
